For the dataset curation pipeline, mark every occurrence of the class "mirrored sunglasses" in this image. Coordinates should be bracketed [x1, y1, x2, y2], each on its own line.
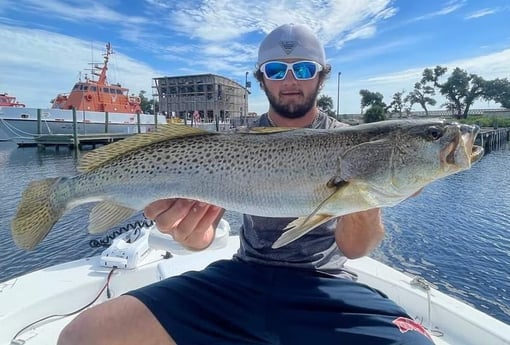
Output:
[260, 61, 323, 80]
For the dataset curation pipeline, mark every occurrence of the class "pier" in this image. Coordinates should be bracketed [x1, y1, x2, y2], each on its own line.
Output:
[15, 108, 154, 151]
[15, 124, 510, 154]
[476, 127, 510, 154]
[20, 133, 134, 151]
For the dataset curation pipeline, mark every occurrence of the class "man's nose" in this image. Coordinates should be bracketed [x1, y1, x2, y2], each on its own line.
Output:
[283, 69, 298, 83]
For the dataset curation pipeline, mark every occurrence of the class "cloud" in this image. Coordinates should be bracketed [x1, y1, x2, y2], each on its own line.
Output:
[464, 8, 497, 19]
[435, 0, 466, 15]
[320, 48, 510, 115]
[141, 0, 399, 85]
[2, 0, 508, 116]
[332, 37, 418, 64]
[150, 0, 397, 47]
[4, 0, 147, 25]
[408, 0, 465, 22]
[0, 25, 158, 108]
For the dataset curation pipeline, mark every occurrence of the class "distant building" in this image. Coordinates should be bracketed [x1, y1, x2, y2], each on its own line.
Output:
[152, 74, 249, 126]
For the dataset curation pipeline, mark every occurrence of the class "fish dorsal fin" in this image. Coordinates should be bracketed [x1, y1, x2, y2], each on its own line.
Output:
[78, 124, 214, 172]
[247, 127, 299, 134]
[88, 201, 137, 234]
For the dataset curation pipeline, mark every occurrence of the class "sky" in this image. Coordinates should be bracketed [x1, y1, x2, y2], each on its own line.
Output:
[1, 0, 509, 115]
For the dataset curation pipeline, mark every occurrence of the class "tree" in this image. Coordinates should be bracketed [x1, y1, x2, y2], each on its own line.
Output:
[317, 94, 336, 117]
[138, 90, 159, 114]
[421, 66, 485, 119]
[359, 89, 386, 113]
[404, 82, 437, 116]
[363, 105, 386, 123]
[440, 68, 486, 118]
[483, 78, 510, 109]
[421, 65, 447, 87]
[388, 91, 407, 118]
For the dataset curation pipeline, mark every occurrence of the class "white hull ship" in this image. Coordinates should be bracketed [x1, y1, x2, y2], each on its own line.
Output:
[0, 43, 165, 145]
[0, 107, 166, 145]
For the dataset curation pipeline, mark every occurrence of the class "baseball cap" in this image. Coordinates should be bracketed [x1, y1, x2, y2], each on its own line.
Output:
[257, 23, 326, 67]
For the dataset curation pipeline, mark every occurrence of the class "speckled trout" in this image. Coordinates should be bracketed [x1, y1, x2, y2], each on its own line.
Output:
[11, 119, 483, 250]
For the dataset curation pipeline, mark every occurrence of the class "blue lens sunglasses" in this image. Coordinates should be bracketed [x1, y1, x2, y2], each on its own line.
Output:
[260, 61, 323, 80]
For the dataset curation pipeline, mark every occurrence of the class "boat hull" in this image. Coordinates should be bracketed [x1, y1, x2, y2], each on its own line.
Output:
[1, 230, 509, 345]
[0, 107, 167, 143]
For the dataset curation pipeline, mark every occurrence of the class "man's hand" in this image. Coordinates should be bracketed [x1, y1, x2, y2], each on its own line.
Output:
[144, 199, 224, 250]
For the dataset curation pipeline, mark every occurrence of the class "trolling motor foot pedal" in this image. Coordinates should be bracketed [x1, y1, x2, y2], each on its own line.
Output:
[100, 226, 152, 269]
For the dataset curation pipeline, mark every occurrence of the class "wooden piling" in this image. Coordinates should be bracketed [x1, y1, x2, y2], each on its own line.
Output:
[72, 108, 79, 152]
[37, 109, 42, 135]
[476, 127, 510, 154]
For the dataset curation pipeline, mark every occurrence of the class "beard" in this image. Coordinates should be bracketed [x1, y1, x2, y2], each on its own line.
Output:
[264, 84, 320, 119]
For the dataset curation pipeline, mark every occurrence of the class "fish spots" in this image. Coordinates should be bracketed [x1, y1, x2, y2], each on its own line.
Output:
[98, 132, 327, 186]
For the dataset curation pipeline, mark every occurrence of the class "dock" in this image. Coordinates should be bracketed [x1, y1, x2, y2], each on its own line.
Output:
[17, 126, 510, 153]
[19, 133, 135, 151]
[476, 127, 509, 154]
[10, 107, 159, 151]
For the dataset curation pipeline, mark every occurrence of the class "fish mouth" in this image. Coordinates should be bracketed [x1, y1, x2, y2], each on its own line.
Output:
[461, 124, 484, 165]
[470, 145, 484, 164]
[442, 124, 484, 168]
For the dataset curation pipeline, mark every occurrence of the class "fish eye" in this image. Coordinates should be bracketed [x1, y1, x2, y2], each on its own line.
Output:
[426, 126, 443, 140]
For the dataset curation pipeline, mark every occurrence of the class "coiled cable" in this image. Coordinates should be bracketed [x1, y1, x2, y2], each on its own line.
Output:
[88, 219, 154, 248]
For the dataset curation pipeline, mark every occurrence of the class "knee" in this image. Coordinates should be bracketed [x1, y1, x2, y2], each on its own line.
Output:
[57, 309, 99, 345]
[57, 322, 81, 345]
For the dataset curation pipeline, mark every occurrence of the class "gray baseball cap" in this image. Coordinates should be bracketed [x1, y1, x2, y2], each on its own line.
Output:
[257, 23, 326, 66]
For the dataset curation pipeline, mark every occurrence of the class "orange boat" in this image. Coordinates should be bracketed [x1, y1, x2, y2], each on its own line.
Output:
[0, 43, 165, 144]
[51, 42, 142, 114]
[0, 93, 25, 108]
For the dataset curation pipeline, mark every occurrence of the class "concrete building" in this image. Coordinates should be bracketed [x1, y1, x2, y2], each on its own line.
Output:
[152, 74, 250, 127]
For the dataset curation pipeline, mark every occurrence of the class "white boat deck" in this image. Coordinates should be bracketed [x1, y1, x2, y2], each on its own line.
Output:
[1, 233, 509, 345]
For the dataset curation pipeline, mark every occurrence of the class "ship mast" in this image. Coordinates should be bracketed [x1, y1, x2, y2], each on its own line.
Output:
[93, 42, 113, 86]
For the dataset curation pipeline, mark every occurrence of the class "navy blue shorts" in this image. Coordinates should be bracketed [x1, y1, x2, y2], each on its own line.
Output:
[126, 259, 434, 345]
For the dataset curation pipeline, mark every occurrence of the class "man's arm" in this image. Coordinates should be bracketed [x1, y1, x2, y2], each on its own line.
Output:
[335, 208, 385, 259]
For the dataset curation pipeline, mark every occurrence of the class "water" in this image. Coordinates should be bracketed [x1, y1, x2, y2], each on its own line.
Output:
[0, 141, 509, 325]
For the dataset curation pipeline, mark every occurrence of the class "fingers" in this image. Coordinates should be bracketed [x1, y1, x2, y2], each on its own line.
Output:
[143, 199, 224, 250]
[179, 204, 225, 250]
[176, 202, 222, 238]
[147, 199, 195, 232]
[143, 199, 177, 220]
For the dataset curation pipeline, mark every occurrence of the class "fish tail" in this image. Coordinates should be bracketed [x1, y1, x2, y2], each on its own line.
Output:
[11, 177, 66, 250]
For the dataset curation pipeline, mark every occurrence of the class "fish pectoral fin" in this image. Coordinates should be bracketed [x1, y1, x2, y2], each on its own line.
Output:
[272, 214, 335, 249]
[88, 202, 136, 234]
[271, 182, 349, 249]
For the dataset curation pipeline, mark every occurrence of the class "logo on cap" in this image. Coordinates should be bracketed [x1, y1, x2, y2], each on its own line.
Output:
[280, 40, 297, 55]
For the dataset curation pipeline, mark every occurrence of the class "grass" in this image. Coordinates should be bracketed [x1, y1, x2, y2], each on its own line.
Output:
[459, 116, 510, 128]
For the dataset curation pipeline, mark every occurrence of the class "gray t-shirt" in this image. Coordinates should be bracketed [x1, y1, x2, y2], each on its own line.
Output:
[234, 111, 354, 277]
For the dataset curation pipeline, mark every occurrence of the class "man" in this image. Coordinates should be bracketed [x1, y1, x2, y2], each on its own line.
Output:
[58, 23, 434, 345]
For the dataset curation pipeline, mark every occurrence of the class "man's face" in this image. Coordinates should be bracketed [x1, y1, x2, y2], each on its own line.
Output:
[260, 59, 322, 119]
